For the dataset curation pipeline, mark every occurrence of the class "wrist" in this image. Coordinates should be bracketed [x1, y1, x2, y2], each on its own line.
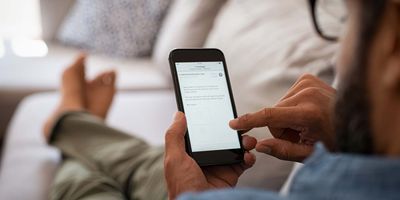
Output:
[168, 184, 209, 200]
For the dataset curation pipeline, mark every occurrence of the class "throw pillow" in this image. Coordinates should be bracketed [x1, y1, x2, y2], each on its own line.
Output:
[57, 0, 171, 58]
[152, 0, 227, 76]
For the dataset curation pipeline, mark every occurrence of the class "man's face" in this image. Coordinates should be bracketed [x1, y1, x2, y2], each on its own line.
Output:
[335, 0, 400, 155]
[336, 1, 359, 79]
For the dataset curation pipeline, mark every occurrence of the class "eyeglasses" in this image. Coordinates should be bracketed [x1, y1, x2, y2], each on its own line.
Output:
[309, 0, 348, 41]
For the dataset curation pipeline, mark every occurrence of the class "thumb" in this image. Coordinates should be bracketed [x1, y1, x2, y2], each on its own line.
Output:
[256, 138, 313, 162]
[165, 112, 187, 155]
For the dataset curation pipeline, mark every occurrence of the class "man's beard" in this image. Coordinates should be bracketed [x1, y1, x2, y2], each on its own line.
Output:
[334, 64, 373, 154]
[332, 0, 389, 154]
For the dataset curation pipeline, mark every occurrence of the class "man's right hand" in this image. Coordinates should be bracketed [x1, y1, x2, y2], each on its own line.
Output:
[230, 74, 336, 162]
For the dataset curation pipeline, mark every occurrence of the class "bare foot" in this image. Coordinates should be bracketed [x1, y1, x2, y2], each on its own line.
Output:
[86, 71, 117, 119]
[43, 55, 87, 140]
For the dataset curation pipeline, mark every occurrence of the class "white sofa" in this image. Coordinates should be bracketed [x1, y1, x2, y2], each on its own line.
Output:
[0, 91, 176, 200]
[0, 0, 337, 199]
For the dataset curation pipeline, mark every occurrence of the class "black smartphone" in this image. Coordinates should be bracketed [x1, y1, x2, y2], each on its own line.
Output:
[169, 48, 244, 166]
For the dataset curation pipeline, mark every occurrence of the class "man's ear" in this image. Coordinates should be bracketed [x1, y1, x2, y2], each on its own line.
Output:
[382, 1, 400, 95]
[383, 56, 400, 95]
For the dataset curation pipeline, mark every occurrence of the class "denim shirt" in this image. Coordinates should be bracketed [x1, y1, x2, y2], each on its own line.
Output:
[179, 143, 400, 200]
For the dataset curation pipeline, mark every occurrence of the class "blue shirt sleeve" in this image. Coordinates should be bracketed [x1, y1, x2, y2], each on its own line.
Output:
[178, 188, 286, 200]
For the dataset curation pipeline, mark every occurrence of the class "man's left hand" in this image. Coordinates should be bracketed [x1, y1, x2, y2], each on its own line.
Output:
[164, 112, 257, 200]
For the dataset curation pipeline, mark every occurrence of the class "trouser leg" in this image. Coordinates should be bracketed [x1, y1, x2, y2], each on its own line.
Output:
[49, 112, 167, 200]
[50, 159, 125, 200]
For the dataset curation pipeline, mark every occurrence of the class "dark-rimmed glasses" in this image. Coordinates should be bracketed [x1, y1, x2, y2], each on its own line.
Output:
[309, 0, 348, 41]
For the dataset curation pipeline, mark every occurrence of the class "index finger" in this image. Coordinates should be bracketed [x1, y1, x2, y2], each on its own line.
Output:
[229, 107, 305, 131]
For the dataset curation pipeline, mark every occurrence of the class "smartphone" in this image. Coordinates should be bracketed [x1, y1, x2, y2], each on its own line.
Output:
[169, 48, 244, 166]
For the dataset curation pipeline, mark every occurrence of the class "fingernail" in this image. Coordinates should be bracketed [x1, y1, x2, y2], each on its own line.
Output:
[229, 119, 238, 127]
[258, 145, 272, 154]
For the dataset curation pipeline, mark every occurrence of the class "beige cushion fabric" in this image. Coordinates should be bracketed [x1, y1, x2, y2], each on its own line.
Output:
[40, 0, 76, 41]
[0, 91, 176, 200]
[152, 0, 227, 75]
[205, 0, 338, 189]
[0, 42, 170, 91]
[206, 0, 337, 136]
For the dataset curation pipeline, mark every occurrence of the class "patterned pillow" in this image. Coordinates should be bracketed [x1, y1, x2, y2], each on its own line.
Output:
[57, 0, 171, 58]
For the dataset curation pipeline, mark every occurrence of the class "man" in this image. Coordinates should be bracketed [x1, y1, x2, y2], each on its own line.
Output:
[164, 0, 400, 199]
[45, 0, 400, 199]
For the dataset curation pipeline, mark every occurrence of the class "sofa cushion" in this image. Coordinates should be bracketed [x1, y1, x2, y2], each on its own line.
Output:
[0, 91, 177, 200]
[0, 91, 298, 199]
[0, 42, 170, 92]
[205, 0, 338, 189]
[39, 0, 76, 41]
[57, 0, 171, 58]
[152, 0, 227, 76]
[206, 0, 337, 136]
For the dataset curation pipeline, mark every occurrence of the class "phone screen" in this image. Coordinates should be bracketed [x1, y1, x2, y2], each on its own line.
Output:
[176, 61, 241, 152]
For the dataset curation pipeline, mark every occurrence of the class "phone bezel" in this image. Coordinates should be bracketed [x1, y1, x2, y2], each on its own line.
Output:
[169, 48, 244, 166]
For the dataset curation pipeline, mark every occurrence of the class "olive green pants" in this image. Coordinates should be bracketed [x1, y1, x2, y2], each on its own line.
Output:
[49, 112, 167, 200]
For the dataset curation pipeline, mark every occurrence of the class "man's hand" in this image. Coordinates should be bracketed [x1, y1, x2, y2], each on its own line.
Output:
[230, 74, 336, 162]
[164, 112, 257, 200]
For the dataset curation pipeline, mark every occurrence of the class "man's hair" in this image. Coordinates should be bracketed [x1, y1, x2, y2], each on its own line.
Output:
[335, 0, 387, 154]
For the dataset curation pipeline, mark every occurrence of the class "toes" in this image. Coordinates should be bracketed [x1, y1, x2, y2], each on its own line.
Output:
[102, 71, 116, 86]
[62, 54, 86, 83]
[72, 53, 86, 68]
[60, 54, 88, 108]
[89, 70, 117, 87]
[86, 70, 117, 119]
[108, 71, 116, 84]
